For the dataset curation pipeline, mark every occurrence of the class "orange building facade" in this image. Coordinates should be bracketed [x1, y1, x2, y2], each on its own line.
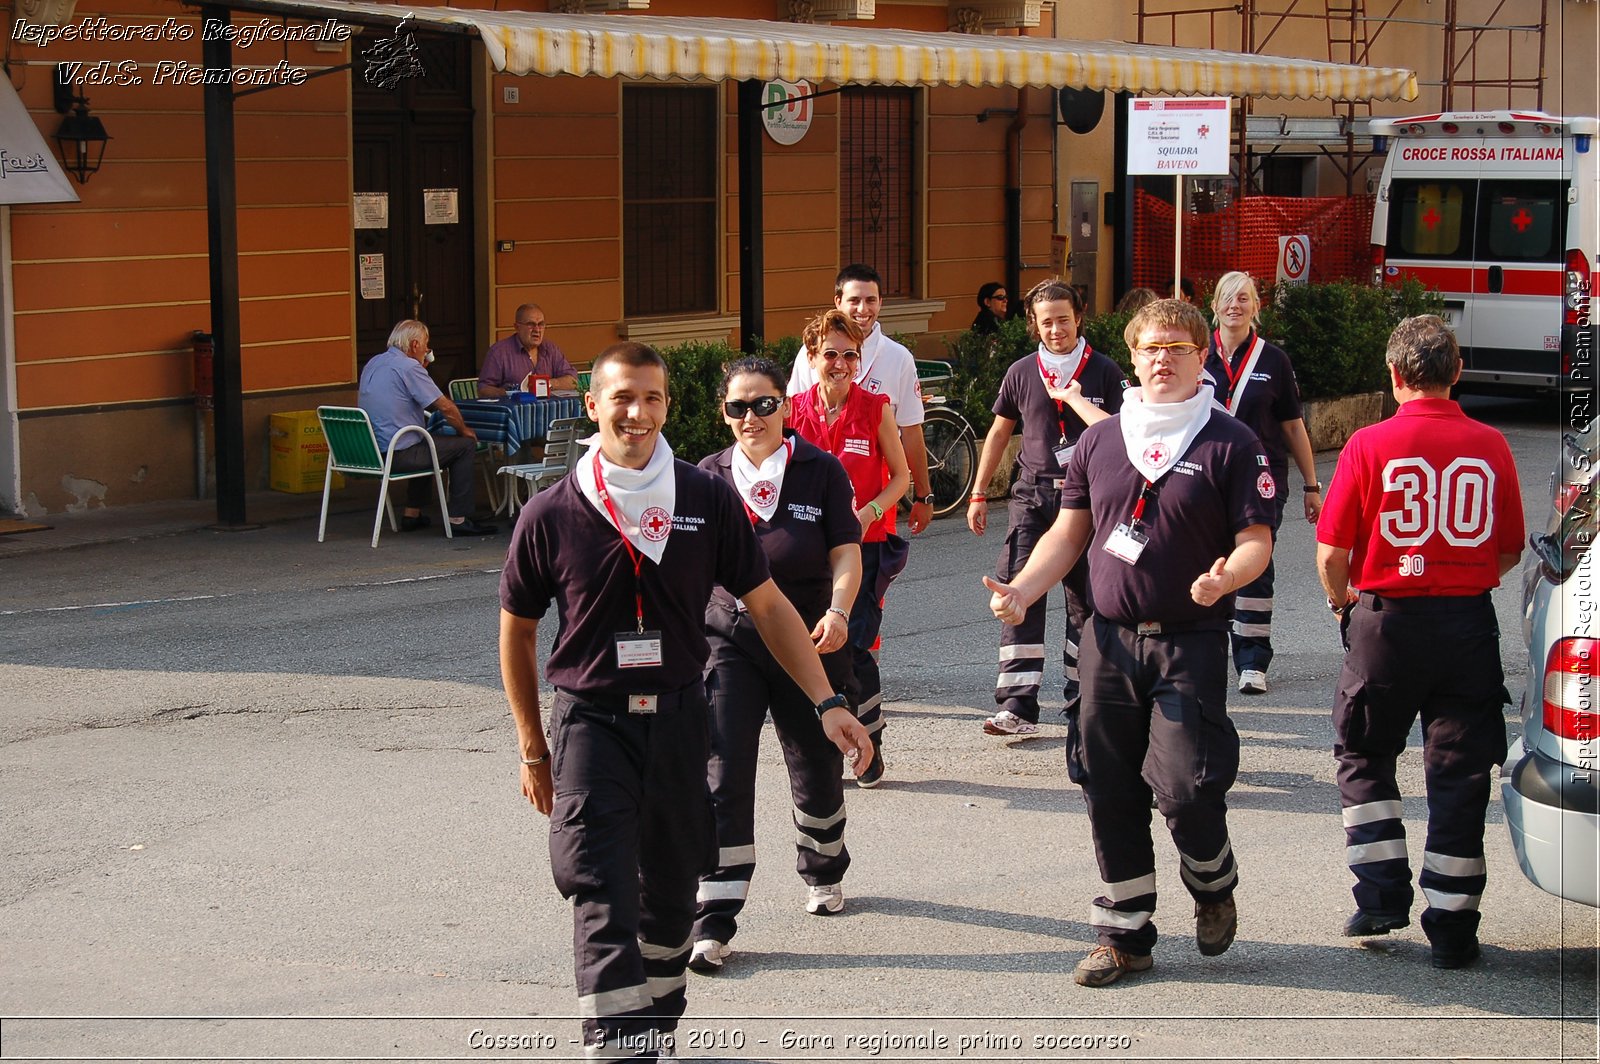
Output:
[2, 0, 1065, 514]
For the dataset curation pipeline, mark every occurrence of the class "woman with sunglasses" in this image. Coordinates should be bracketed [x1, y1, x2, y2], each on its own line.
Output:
[689, 356, 865, 973]
[972, 282, 1008, 335]
[967, 277, 1126, 744]
[786, 308, 911, 789]
[1205, 271, 1321, 697]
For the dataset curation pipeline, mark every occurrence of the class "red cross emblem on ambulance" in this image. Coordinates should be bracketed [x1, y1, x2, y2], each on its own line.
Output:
[751, 480, 777, 507]
[1143, 442, 1170, 468]
[640, 506, 672, 542]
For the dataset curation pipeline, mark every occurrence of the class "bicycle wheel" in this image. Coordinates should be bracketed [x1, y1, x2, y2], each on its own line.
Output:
[920, 406, 978, 518]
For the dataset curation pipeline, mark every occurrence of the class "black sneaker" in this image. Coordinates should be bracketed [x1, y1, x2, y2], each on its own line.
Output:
[399, 513, 432, 532]
[1344, 909, 1409, 937]
[1430, 940, 1481, 969]
[1195, 897, 1237, 956]
[450, 517, 499, 536]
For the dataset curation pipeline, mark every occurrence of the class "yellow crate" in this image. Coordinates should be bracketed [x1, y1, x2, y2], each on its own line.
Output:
[269, 410, 343, 494]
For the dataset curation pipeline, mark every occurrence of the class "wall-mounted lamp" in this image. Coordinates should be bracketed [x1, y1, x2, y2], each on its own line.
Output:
[52, 64, 111, 185]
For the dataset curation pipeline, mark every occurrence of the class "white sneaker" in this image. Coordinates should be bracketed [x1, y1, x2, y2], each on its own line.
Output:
[688, 939, 731, 973]
[1238, 669, 1268, 695]
[983, 709, 1041, 735]
[805, 882, 844, 915]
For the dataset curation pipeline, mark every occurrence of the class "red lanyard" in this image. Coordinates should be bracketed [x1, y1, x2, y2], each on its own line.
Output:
[593, 453, 647, 632]
[1129, 480, 1153, 527]
[816, 388, 851, 456]
[1212, 329, 1252, 394]
[1040, 344, 1092, 442]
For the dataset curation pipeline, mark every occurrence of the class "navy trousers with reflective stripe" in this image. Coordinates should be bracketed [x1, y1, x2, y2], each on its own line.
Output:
[1230, 489, 1286, 674]
[846, 535, 908, 750]
[994, 477, 1085, 725]
[1332, 594, 1508, 951]
[546, 687, 714, 1057]
[1079, 618, 1239, 956]
[694, 607, 851, 947]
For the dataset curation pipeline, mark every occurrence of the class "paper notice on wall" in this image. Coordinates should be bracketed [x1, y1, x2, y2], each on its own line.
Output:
[358, 254, 385, 300]
[423, 188, 459, 225]
[353, 193, 388, 229]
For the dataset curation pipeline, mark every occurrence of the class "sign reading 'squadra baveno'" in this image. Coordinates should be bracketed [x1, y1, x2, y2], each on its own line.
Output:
[762, 80, 814, 146]
[1127, 97, 1232, 175]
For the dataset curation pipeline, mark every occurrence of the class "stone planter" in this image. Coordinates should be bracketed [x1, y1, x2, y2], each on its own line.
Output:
[1302, 391, 1387, 452]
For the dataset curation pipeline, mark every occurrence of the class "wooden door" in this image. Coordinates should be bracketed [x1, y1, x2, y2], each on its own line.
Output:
[352, 34, 476, 389]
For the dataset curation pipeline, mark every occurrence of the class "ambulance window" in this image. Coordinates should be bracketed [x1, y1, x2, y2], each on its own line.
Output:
[1479, 180, 1564, 262]
[1390, 180, 1470, 260]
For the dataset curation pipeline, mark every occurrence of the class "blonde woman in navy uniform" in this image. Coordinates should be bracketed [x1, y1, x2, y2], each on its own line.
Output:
[1205, 271, 1321, 695]
[967, 278, 1125, 744]
[499, 343, 872, 1061]
[689, 356, 864, 973]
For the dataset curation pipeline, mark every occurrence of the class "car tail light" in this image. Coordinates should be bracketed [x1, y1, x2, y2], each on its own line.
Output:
[1567, 248, 1592, 325]
[1543, 638, 1600, 740]
[1556, 480, 1584, 515]
[1499, 121, 1516, 134]
[1370, 243, 1387, 286]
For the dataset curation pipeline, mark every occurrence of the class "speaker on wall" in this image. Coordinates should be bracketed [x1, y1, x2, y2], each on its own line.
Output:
[1058, 87, 1105, 135]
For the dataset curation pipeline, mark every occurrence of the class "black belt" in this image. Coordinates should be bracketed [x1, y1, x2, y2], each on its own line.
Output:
[1018, 471, 1065, 490]
[555, 683, 702, 713]
[1105, 617, 1229, 636]
[1358, 591, 1493, 614]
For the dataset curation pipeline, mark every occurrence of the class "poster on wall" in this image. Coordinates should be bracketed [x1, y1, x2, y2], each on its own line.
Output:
[422, 189, 459, 225]
[358, 254, 385, 300]
[353, 193, 388, 229]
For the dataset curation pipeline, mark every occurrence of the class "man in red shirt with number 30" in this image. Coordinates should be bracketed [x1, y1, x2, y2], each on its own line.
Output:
[1316, 315, 1524, 971]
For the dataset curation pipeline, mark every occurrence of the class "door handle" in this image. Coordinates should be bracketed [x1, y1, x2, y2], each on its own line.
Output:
[1487, 265, 1503, 294]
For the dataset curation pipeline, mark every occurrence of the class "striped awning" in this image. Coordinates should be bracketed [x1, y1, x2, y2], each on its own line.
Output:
[216, 0, 1418, 102]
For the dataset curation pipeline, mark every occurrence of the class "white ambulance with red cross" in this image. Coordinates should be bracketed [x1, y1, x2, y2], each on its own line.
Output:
[1369, 111, 1598, 397]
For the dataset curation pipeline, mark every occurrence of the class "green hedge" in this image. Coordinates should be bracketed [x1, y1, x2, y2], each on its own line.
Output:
[1256, 278, 1443, 399]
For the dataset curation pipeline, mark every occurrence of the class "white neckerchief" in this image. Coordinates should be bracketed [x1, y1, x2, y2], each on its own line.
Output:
[1218, 332, 1267, 415]
[731, 439, 792, 522]
[1037, 338, 1087, 389]
[576, 435, 677, 564]
[1119, 385, 1214, 482]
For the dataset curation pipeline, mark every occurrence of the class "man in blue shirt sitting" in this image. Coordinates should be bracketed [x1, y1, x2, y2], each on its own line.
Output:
[358, 319, 497, 536]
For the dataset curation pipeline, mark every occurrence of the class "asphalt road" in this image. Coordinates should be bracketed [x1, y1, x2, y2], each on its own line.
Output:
[1, 394, 1595, 1063]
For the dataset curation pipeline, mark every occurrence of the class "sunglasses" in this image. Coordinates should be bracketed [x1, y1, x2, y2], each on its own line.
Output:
[723, 395, 783, 419]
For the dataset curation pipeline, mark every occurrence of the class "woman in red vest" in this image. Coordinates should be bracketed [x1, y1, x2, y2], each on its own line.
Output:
[788, 308, 910, 788]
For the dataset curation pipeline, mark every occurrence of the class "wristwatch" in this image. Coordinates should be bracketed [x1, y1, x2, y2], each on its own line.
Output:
[814, 693, 849, 719]
[917, 492, 936, 505]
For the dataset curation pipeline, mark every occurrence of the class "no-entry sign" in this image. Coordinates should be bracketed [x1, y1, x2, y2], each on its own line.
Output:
[1128, 97, 1232, 176]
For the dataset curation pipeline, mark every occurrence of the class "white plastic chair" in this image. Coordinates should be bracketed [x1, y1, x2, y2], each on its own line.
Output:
[497, 416, 587, 514]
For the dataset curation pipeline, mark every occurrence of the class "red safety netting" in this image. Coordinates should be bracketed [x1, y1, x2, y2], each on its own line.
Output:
[1132, 189, 1376, 296]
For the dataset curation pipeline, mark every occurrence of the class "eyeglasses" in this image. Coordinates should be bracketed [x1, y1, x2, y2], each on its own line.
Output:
[989, 293, 1008, 302]
[1133, 342, 1203, 359]
[516, 320, 546, 329]
[723, 396, 783, 419]
[819, 348, 861, 362]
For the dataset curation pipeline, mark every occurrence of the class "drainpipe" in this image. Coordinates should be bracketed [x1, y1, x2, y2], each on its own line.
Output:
[1005, 88, 1028, 309]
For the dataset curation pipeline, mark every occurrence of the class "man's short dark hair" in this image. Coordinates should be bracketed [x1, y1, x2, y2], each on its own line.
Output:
[590, 342, 668, 389]
[1386, 315, 1461, 391]
[835, 263, 883, 298]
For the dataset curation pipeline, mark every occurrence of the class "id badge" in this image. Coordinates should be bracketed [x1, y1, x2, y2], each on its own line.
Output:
[1103, 522, 1149, 565]
[615, 630, 663, 668]
[1053, 443, 1075, 467]
[627, 694, 658, 715]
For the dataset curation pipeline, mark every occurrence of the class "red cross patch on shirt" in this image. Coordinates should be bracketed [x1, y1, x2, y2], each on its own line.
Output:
[640, 506, 672, 542]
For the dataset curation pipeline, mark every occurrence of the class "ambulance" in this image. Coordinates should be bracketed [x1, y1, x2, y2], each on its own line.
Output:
[1368, 111, 1598, 395]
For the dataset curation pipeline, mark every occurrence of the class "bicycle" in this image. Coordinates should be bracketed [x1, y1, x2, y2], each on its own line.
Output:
[903, 359, 979, 519]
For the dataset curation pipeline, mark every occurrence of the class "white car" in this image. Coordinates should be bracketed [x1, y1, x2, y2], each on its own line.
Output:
[1500, 418, 1600, 906]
